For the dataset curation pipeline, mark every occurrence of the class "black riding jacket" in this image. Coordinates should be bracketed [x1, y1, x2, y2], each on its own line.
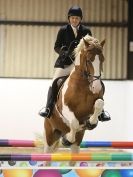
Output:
[54, 24, 92, 68]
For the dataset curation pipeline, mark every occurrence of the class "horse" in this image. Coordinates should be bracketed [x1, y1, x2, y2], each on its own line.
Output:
[44, 35, 105, 165]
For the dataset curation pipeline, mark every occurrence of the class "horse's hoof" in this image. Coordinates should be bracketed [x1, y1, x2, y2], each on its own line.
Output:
[62, 136, 73, 147]
[85, 120, 98, 130]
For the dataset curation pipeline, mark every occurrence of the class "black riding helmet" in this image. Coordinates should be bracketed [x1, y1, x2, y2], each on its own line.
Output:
[68, 5, 83, 19]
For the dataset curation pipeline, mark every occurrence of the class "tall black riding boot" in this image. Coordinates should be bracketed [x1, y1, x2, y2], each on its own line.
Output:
[39, 77, 67, 118]
[39, 86, 55, 118]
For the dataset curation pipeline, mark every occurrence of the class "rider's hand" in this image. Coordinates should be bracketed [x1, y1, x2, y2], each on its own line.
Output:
[61, 51, 69, 66]
[59, 46, 68, 55]
[61, 51, 69, 58]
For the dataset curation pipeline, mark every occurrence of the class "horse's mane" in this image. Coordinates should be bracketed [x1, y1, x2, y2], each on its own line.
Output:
[73, 34, 105, 70]
[74, 34, 101, 57]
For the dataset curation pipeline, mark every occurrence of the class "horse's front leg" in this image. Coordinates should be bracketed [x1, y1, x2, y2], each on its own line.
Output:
[62, 117, 83, 145]
[65, 118, 79, 143]
[89, 98, 104, 124]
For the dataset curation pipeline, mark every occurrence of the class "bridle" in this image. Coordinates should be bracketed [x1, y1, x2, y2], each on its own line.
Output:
[68, 39, 104, 85]
[81, 46, 104, 86]
[83, 57, 102, 83]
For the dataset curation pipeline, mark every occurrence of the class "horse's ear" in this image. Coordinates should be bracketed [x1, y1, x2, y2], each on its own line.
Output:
[100, 39, 105, 47]
[83, 38, 89, 47]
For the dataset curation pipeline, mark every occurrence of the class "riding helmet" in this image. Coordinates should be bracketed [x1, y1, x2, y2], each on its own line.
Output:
[68, 5, 83, 19]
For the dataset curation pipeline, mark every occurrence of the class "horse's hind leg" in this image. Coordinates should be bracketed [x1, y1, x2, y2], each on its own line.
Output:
[89, 98, 104, 124]
[44, 120, 60, 166]
[69, 130, 85, 166]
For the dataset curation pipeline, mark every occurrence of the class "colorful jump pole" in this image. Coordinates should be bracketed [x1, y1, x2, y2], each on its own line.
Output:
[80, 141, 133, 149]
[1, 139, 133, 149]
[0, 139, 43, 147]
[0, 152, 133, 161]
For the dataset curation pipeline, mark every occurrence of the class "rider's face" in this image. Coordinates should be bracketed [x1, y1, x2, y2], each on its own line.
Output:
[69, 16, 81, 27]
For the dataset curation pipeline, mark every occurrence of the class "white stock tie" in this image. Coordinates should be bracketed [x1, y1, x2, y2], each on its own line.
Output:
[73, 27, 78, 37]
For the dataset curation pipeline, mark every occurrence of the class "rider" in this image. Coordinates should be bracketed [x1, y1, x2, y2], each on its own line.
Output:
[39, 5, 111, 122]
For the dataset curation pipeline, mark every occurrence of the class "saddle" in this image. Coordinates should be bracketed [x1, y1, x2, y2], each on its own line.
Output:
[52, 75, 68, 103]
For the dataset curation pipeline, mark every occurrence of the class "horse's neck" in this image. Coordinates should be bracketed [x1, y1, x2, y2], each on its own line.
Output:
[68, 67, 87, 84]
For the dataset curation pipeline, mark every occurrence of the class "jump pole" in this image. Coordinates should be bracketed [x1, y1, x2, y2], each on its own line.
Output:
[1, 139, 133, 149]
[0, 152, 133, 161]
[0, 139, 42, 147]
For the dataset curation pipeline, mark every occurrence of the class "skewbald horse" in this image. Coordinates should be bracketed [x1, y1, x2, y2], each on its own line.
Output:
[44, 35, 105, 165]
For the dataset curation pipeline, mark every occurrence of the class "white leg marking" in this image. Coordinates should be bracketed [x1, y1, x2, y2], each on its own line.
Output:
[89, 99, 104, 124]
[66, 118, 79, 143]
[71, 144, 80, 153]
[69, 144, 80, 166]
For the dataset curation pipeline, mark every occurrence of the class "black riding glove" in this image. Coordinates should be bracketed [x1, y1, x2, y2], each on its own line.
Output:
[61, 51, 69, 65]
[59, 46, 68, 55]
[62, 51, 69, 58]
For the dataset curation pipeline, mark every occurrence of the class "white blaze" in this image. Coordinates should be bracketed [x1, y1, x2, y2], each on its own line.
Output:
[91, 55, 102, 94]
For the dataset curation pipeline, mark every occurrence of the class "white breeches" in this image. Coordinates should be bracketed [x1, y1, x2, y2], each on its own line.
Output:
[52, 64, 74, 81]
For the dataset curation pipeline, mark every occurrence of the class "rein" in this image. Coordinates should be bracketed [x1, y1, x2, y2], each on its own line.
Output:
[83, 71, 101, 84]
